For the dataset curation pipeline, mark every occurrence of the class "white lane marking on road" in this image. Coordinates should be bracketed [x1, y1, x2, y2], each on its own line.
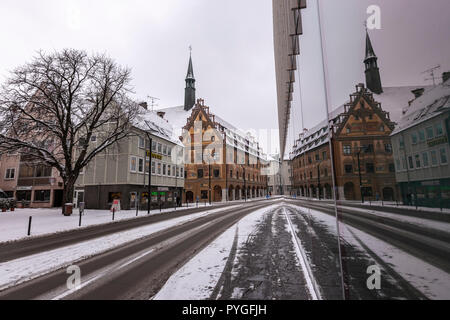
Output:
[283, 207, 322, 300]
[51, 218, 227, 300]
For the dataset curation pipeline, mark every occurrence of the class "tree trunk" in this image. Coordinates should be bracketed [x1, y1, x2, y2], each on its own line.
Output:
[62, 177, 76, 215]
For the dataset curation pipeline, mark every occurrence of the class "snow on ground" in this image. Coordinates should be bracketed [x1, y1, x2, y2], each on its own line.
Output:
[287, 204, 450, 300]
[0, 205, 243, 292]
[153, 204, 281, 300]
[291, 197, 450, 214]
[0, 202, 253, 243]
[339, 205, 450, 234]
[346, 226, 450, 300]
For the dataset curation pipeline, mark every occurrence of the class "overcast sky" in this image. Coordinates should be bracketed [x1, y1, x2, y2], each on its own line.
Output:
[1, 1, 449, 157]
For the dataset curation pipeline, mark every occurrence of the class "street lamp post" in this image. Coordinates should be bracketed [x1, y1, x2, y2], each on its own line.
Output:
[317, 162, 321, 200]
[209, 159, 212, 205]
[146, 135, 153, 214]
[356, 148, 364, 204]
[244, 167, 247, 201]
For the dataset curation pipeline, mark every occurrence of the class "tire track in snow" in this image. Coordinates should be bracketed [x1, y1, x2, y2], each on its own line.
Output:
[283, 207, 323, 300]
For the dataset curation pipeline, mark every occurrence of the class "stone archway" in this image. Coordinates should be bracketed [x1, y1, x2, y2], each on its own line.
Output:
[235, 186, 241, 200]
[383, 187, 395, 201]
[310, 185, 316, 198]
[344, 182, 355, 200]
[325, 184, 332, 199]
[214, 186, 222, 202]
[186, 191, 194, 203]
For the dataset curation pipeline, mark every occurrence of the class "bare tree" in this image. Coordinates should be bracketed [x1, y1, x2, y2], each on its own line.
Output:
[0, 49, 142, 214]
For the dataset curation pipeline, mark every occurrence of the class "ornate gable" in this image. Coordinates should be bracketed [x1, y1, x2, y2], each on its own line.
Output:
[335, 84, 396, 138]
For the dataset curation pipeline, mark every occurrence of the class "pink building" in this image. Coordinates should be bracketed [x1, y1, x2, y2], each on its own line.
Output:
[0, 153, 64, 208]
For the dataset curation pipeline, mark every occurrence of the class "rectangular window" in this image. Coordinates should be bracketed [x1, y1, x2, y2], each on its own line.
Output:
[422, 152, 429, 167]
[418, 130, 425, 142]
[151, 161, 156, 174]
[138, 158, 144, 173]
[411, 132, 418, 144]
[5, 168, 15, 180]
[139, 136, 145, 149]
[364, 144, 374, 153]
[34, 190, 51, 202]
[415, 155, 421, 168]
[197, 169, 204, 178]
[173, 166, 176, 177]
[431, 150, 438, 166]
[152, 141, 157, 152]
[426, 127, 434, 140]
[181, 167, 184, 178]
[440, 148, 448, 164]
[408, 156, 414, 169]
[345, 165, 353, 174]
[130, 156, 137, 172]
[167, 165, 171, 176]
[396, 159, 401, 171]
[16, 190, 31, 201]
[157, 143, 162, 154]
[168, 147, 172, 157]
[366, 163, 375, 173]
[343, 145, 351, 155]
[145, 159, 150, 173]
[163, 144, 167, 155]
[163, 164, 167, 176]
[389, 163, 396, 173]
[176, 167, 180, 178]
[385, 144, 393, 153]
[436, 123, 444, 136]
[157, 162, 162, 175]
[399, 137, 405, 148]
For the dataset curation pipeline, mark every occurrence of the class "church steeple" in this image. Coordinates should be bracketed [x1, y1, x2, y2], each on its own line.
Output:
[364, 30, 383, 94]
[184, 48, 196, 111]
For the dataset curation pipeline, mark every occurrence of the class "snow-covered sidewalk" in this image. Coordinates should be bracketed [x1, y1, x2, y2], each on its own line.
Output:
[0, 204, 243, 292]
[0, 205, 216, 244]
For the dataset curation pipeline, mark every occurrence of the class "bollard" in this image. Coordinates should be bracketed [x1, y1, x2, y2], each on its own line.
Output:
[79, 211, 82, 227]
[112, 208, 115, 221]
[160, 202, 162, 213]
[27, 216, 32, 236]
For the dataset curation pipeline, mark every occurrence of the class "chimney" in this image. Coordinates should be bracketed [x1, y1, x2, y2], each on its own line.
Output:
[411, 88, 425, 99]
[443, 72, 450, 83]
[157, 111, 165, 119]
[139, 102, 148, 110]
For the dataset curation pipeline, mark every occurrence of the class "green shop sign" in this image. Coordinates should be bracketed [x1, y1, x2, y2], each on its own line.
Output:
[428, 136, 448, 147]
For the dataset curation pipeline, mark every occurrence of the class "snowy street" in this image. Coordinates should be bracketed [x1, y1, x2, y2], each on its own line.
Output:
[156, 199, 450, 300]
[0, 198, 448, 300]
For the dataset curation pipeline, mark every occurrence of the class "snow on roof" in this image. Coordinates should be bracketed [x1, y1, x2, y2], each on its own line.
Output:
[392, 80, 450, 135]
[133, 109, 182, 146]
[291, 85, 426, 158]
[157, 105, 268, 160]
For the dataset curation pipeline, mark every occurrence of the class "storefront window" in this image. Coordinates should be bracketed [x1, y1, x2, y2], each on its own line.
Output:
[34, 190, 51, 202]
